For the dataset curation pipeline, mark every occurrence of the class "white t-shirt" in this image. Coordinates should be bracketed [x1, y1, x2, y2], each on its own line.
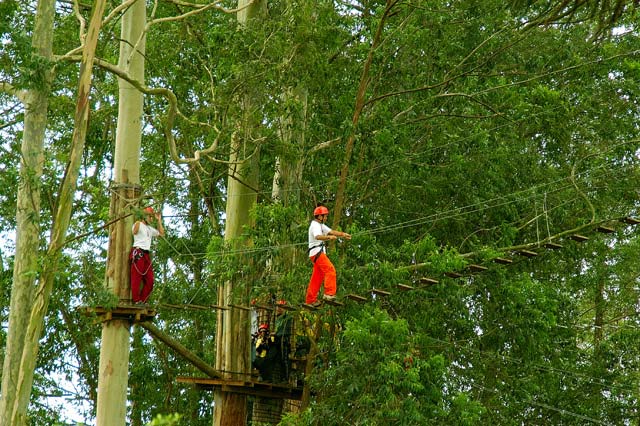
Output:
[132, 221, 160, 251]
[308, 220, 331, 258]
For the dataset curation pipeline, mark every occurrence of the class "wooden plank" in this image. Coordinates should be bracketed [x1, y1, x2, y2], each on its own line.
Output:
[596, 226, 615, 234]
[228, 304, 252, 311]
[468, 264, 488, 273]
[82, 305, 157, 323]
[419, 277, 439, 285]
[177, 376, 303, 400]
[253, 304, 275, 311]
[569, 234, 589, 242]
[323, 298, 344, 307]
[346, 293, 368, 302]
[396, 284, 414, 291]
[517, 250, 538, 257]
[544, 242, 563, 250]
[300, 303, 320, 311]
[445, 271, 463, 278]
[493, 257, 513, 265]
[621, 217, 640, 225]
[371, 288, 391, 296]
[141, 323, 222, 379]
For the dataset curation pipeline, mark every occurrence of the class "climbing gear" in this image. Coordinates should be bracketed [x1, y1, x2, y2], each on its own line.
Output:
[308, 242, 326, 263]
[313, 206, 329, 216]
[131, 247, 152, 275]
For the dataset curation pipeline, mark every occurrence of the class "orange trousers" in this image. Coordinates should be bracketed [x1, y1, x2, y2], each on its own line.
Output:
[306, 252, 336, 304]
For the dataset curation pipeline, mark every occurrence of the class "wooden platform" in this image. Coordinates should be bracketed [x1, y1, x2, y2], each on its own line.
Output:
[80, 305, 156, 323]
[176, 376, 303, 400]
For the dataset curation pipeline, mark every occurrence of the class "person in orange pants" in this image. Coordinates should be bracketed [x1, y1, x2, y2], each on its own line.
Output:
[306, 205, 351, 306]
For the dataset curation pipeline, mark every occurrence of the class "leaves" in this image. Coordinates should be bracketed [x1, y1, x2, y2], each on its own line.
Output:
[1, 0, 640, 424]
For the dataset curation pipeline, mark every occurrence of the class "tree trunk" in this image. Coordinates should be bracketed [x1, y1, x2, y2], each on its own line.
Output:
[213, 132, 258, 426]
[96, 0, 146, 424]
[0, 0, 54, 421]
[3, 0, 107, 423]
[214, 3, 266, 425]
[271, 86, 307, 207]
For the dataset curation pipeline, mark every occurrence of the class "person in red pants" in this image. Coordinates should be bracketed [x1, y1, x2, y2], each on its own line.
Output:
[306, 205, 351, 307]
[130, 207, 165, 304]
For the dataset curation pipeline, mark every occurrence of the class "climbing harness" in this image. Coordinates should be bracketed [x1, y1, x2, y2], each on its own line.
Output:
[131, 247, 152, 275]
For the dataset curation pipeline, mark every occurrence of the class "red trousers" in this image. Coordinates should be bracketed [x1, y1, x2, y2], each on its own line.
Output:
[130, 248, 154, 303]
[305, 252, 336, 304]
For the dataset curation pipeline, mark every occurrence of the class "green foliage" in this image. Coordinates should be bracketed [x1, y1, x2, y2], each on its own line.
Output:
[286, 307, 482, 425]
[90, 288, 119, 309]
[2, 0, 640, 424]
[147, 413, 182, 426]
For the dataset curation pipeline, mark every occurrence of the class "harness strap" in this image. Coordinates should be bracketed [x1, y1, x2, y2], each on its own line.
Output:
[308, 242, 325, 264]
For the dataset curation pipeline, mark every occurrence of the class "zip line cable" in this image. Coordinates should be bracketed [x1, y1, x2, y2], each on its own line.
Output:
[67, 131, 638, 262]
[159, 161, 632, 260]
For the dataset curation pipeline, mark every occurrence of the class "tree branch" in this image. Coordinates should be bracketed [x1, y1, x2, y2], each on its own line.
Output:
[56, 54, 227, 166]
[0, 82, 27, 104]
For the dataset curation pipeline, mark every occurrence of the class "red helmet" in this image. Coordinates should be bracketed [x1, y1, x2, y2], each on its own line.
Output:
[258, 323, 269, 332]
[144, 207, 155, 214]
[313, 206, 329, 216]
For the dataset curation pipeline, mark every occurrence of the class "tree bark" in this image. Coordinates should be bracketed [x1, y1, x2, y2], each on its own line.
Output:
[213, 3, 267, 424]
[3, 0, 107, 422]
[96, 0, 146, 424]
[271, 86, 307, 207]
[0, 0, 54, 420]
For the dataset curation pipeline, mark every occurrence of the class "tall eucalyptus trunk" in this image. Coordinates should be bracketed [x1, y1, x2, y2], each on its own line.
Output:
[213, 2, 266, 424]
[271, 86, 307, 207]
[0, 0, 54, 421]
[96, 0, 146, 424]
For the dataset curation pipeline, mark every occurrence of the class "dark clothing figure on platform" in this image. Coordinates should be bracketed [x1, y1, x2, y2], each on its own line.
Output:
[253, 324, 277, 382]
[130, 207, 164, 304]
